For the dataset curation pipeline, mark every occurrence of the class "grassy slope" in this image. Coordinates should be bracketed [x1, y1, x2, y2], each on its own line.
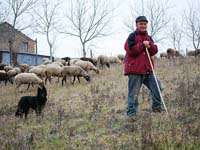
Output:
[0, 57, 200, 150]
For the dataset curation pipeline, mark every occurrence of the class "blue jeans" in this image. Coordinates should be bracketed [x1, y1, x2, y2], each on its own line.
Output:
[127, 73, 163, 117]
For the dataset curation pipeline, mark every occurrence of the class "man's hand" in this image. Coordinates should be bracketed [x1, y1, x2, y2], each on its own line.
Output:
[143, 41, 151, 48]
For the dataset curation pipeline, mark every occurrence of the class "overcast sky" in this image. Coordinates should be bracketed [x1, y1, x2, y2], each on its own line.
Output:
[7, 0, 197, 58]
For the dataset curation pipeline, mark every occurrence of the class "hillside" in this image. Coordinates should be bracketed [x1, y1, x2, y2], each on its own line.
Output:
[0, 57, 200, 150]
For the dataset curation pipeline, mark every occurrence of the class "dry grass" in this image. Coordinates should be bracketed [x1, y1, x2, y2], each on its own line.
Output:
[0, 57, 200, 150]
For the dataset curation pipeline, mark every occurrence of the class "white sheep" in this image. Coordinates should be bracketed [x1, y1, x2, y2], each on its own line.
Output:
[117, 54, 125, 63]
[19, 64, 30, 73]
[29, 67, 46, 80]
[45, 64, 63, 84]
[42, 58, 52, 65]
[97, 55, 110, 68]
[7, 67, 21, 77]
[108, 56, 121, 64]
[37, 64, 47, 68]
[14, 73, 43, 90]
[4, 65, 13, 72]
[52, 61, 64, 67]
[70, 59, 80, 65]
[74, 60, 99, 74]
[61, 65, 90, 85]
[29, 65, 36, 70]
[91, 57, 98, 66]
[54, 59, 66, 66]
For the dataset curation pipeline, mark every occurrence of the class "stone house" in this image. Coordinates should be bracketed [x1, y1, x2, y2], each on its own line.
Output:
[0, 22, 36, 54]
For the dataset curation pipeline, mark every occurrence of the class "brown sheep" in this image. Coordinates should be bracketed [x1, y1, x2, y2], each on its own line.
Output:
[117, 54, 125, 63]
[0, 70, 13, 85]
[80, 57, 98, 66]
[187, 49, 200, 57]
[0, 63, 8, 70]
[195, 49, 200, 56]
[167, 48, 182, 59]
[187, 50, 196, 56]
[160, 52, 168, 59]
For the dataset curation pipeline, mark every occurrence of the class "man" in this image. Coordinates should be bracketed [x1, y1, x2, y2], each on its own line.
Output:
[124, 16, 163, 118]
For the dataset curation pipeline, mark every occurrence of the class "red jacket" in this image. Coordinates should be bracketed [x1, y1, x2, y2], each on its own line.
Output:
[124, 29, 158, 75]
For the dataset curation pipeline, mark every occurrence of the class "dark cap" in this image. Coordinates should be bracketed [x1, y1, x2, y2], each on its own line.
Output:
[135, 16, 148, 23]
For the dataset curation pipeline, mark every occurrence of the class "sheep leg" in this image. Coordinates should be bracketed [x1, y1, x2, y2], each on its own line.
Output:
[62, 75, 67, 86]
[62, 77, 65, 86]
[27, 84, 30, 91]
[106, 63, 110, 68]
[4, 80, 7, 86]
[72, 76, 76, 85]
[45, 77, 51, 84]
[77, 76, 81, 83]
[45, 76, 51, 84]
[10, 78, 14, 84]
[49, 77, 51, 84]
[62, 75, 68, 85]
[16, 84, 21, 89]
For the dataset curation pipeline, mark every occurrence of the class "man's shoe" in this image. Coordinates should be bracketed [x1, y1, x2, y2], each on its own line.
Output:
[126, 115, 137, 122]
[152, 107, 165, 113]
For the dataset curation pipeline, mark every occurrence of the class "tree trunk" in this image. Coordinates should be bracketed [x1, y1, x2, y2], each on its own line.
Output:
[35, 39, 38, 65]
[90, 50, 93, 58]
[46, 31, 53, 61]
[50, 46, 53, 62]
[82, 43, 86, 57]
[9, 41, 13, 66]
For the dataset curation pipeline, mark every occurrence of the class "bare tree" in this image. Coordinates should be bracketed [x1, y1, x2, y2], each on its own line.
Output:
[0, 2, 9, 23]
[6, 0, 37, 29]
[62, 0, 115, 57]
[124, 0, 171, 43]
[33, 0, 61, 61]
[169, 20, 183, 51]
[3, 0, 38, 66]
[184, 2, 200, 49]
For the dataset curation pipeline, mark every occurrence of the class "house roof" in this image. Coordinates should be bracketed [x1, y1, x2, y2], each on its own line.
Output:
[0, 22, 36, 43]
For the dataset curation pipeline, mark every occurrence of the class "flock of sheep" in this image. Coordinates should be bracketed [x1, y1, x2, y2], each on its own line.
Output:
[1, 47, 198, 90]
[160, 48, 200, 59]
[0, 54, 125, 91]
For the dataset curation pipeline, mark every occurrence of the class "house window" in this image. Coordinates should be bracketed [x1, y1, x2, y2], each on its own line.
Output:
[22, 42, 28, 52]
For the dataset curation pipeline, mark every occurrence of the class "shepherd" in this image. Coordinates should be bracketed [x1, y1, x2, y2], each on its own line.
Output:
[124, 16, 165, 119]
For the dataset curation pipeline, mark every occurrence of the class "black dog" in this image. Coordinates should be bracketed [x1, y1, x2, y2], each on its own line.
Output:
[15, 85, 47, 119]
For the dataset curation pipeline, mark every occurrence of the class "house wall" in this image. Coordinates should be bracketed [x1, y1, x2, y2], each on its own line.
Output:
[14, 33, 35, 54]
[2, 51, 10, 64]
[0, 51, 50, 66]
